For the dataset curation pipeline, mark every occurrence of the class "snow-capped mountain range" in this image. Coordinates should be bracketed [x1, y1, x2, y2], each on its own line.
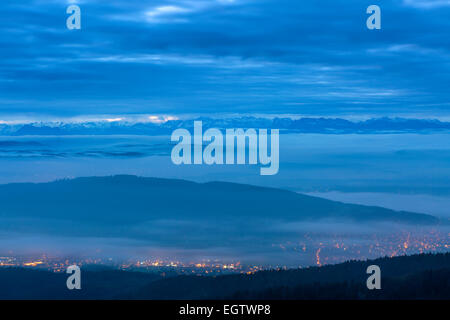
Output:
[1, 117, 450, 136]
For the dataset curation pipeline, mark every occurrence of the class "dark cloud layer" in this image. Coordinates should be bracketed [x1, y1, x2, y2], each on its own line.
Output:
[0, 0, 449, 118]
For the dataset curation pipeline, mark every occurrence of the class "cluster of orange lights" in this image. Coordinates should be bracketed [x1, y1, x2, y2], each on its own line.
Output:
[23, 261, 44, 267]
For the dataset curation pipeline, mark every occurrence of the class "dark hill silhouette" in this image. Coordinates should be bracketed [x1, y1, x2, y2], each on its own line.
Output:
[123, 253, 450, 299]
[0, 268, 161, 300]
[0, 175, 440, 225]
[0, 253, 448, 299]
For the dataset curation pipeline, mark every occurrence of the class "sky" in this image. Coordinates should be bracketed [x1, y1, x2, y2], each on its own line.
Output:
[0, 1, 449, 265]
[0, 0, 449, 121]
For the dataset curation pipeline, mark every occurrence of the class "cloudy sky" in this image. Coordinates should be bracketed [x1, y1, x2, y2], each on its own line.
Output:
[0, 0, 449, 121]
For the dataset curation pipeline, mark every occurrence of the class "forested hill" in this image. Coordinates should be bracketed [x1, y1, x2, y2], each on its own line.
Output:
[0, 253, 448, 299]
[122, 253, 450, 299]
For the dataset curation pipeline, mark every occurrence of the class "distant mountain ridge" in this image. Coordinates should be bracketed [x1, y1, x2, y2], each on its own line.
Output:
[1, 117, 450, 136]
[0, 175, 440, 225]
